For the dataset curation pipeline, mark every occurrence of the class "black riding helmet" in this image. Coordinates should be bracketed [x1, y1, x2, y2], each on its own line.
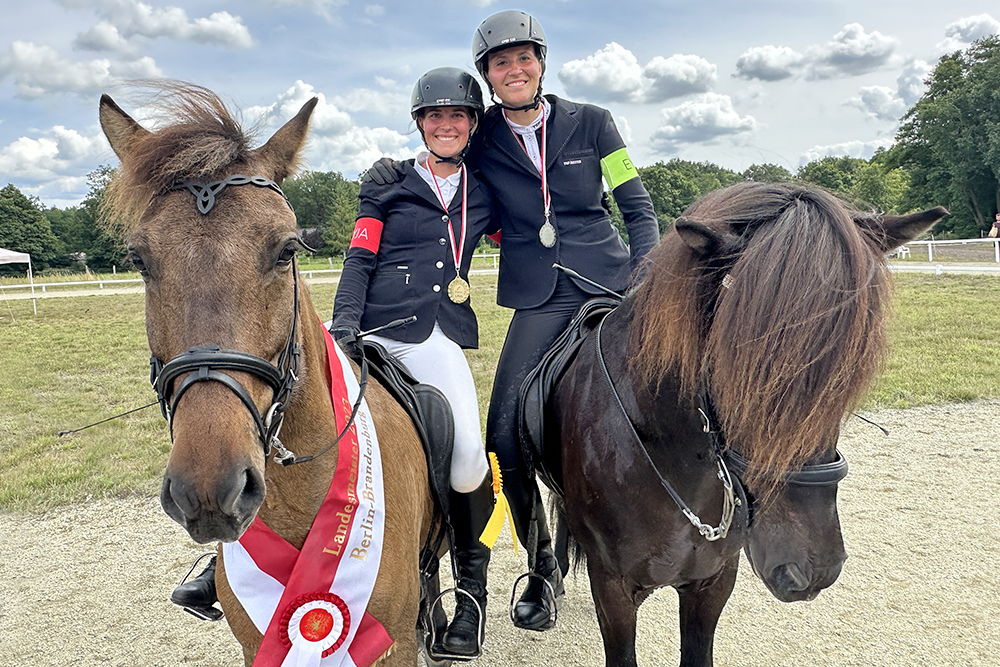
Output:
[411, 67, 484, 165]
[472, 10, 547, 110]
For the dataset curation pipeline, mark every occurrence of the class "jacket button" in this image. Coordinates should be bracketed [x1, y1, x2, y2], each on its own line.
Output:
[438, 238, 446, 245]
[433, 284, 441, 292]
[442, 215, 450, 223]
[436, 261, 444, 269]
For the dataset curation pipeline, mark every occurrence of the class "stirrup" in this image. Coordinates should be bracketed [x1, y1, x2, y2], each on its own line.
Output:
[174, 553, 225, 622]
[509, 571, 559, 630]
[424, 586, 484, 662]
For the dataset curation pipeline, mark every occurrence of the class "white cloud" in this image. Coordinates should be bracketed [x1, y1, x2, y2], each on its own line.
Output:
[805, 23, 896, 80]
[0, 41, 164, 99]
[364, 5, 385, 17]
[734, 45, 804, 81]
[846, 58, 931, 125]
[248, 81, 416, 176]
[798, 138, 894, 166]
[558, 43, 715, 104]
[0, 126, 110, 184]
[650, 93, 757, 153]
[63, 0, 253, 51]
[643, 54, 717, 102]
[74, 21, 134, 54]
[558, 42, 645, 103]
[896, 58, 932, 107]
[735, 24, 896, 83]
[936, 13, 1000, 54]
[847, 85, 906, 122]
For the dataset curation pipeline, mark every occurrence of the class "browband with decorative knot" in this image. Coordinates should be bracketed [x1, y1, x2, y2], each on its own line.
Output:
[169, 174, 292, 215]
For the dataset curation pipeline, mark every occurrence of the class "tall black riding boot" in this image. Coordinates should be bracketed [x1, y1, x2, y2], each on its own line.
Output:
[435, 476, 494, 659]
[504, 468, 564, 632]
[171, 555, 217, 608]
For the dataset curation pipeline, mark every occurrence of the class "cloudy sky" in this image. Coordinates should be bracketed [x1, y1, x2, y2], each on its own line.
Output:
[1, 0, 998, 208]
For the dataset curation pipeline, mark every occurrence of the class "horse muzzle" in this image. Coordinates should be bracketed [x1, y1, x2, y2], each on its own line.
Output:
[753, 551, 847, 603]
[160, 457, 266, 543]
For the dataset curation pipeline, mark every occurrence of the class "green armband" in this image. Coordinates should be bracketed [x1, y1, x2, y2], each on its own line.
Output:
[600, 147, 639, 190]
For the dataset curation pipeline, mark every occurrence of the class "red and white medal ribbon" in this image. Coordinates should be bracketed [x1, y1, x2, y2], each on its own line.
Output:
[426, 161, 468, 281]
[505, 106, 554, 246]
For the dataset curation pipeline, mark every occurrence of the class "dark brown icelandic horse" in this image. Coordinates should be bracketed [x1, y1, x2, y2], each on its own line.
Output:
[99, 85, 433, 666]
[551, 183, 946, 667]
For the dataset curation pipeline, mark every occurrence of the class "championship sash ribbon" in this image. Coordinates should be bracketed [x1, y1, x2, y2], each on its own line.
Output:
[222, 325, 392, 667]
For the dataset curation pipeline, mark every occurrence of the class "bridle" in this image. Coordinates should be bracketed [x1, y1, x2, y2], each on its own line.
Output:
[148, 174, 341, 467]
[594, 312, 849, 543]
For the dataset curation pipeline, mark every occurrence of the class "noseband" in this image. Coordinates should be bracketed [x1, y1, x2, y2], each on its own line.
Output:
[149, 175, 301, 464]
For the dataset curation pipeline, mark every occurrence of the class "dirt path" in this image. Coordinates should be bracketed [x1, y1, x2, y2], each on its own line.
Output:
[2, 401, 997, 666]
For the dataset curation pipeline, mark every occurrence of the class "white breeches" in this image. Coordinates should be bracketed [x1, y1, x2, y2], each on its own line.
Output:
[368, 324, 489, 493]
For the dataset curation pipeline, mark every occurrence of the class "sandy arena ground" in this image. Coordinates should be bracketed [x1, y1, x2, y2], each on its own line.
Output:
[1, 401, 997, 666]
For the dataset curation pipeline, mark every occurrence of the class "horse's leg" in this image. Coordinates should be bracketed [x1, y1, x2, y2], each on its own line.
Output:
[214, 549, 262, 666]
[587, 558, 648, 667]
[675, 557, 739, 667]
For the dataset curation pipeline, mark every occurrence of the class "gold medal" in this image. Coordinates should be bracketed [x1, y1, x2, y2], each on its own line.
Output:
[448, 276, 471, 303]
[539, 220, 556, 248]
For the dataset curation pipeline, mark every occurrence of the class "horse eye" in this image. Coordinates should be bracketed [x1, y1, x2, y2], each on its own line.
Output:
[129, 252, 149, 277]
[277, 244, 297, 267]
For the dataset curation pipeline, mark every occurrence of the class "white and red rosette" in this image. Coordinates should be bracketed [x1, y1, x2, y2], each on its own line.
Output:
[279, 592, 351, 667]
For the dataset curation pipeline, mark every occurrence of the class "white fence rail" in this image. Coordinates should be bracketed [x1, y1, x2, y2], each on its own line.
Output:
[906, 238, 1000, 263]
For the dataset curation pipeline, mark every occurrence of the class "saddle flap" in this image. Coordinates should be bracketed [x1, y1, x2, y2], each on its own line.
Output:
[518, 296, 619, 494]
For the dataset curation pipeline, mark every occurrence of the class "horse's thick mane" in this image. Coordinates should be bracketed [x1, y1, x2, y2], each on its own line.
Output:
[104, 82, 255, 232]
[630, 182, 890, 489]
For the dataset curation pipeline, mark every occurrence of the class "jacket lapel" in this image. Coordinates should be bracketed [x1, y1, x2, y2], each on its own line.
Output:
[488, 113, 540, 178]
[400, 164, 447, 211]
[545, 97, 579, 171]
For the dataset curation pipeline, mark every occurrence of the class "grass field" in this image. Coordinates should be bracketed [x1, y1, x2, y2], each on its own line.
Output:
[2, 272, 999, 513]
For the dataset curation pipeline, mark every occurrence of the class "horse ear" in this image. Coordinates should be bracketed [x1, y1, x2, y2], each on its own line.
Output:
[254, 97, 319, 184]
[856, 206, 949, 252]
[99, 94, 151, 161]
[674, 216, 725, 257]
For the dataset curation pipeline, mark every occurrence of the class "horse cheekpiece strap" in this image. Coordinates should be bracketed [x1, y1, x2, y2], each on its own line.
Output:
[170, 175, 292, 215]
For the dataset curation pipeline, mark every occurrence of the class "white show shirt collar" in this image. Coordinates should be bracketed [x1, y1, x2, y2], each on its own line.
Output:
[414, 151, 462, 207]
[503, 99, 551, 173]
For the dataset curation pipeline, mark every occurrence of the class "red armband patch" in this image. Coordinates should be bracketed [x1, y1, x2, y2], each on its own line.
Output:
[350, 217, 384, 253]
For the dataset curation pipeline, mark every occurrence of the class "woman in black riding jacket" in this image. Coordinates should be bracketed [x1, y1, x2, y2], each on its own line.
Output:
[470, 10, 658, 632]
[363, 10, 659, 634]
[332, 67, 501, 661]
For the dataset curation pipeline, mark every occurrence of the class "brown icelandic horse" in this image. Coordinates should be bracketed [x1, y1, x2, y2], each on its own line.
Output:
[549, 182, 947, 667]
[99, 84, 433, 666]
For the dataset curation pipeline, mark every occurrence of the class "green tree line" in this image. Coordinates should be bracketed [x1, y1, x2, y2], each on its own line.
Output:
[4, 36, 999, 274]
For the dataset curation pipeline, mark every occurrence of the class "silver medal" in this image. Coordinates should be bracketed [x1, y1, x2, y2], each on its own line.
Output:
[539, 220, 556, 248]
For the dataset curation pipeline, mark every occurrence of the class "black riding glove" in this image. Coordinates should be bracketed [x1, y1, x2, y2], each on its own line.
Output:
[331, 326, 363, 363]
[361, 158, 405, 186]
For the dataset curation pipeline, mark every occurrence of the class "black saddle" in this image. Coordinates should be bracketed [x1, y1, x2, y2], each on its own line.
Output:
[518, 296, 619, 496]
[359, 340, 454, 523]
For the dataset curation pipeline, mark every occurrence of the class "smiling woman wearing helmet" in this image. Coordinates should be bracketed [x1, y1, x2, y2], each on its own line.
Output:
[330, 67, 500, 660]
[468, 9, 659, 634]
[361, 10, 659, 636]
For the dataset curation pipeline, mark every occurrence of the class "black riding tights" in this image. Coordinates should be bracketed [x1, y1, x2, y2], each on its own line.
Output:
[486, 273, 589, 559]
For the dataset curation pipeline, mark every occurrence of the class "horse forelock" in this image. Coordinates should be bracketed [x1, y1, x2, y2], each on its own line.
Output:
[630, 182, 891, 493]
[104, 82, 256, 235]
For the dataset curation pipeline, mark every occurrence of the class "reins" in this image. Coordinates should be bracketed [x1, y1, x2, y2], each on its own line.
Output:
[594, 314, 738, 542]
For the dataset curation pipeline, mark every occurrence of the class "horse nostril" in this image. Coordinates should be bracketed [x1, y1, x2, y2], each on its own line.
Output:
[234, 466, 265, 515]
[772, 563, 810, 592]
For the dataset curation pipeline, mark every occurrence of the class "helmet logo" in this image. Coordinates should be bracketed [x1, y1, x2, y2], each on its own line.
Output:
[435, 98, 453, 104]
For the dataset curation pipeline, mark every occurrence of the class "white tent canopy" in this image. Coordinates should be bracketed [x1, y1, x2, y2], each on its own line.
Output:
[0, 247, 37, 314]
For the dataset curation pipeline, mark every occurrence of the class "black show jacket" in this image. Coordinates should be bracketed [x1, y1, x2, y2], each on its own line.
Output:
[332, 163, 499, 348]
[467, 95, 659, 310]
